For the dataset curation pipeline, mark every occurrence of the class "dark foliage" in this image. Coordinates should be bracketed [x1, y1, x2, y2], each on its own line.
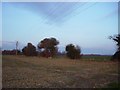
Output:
[22, 43, 37, 56]
[109, 34, 120, 51]
[2, 50, 21, 55]
[65, 44, 81, 59]
[38, 37, 59, 58]
[109, 34, 120, 61]
[111, 51, 120, 61]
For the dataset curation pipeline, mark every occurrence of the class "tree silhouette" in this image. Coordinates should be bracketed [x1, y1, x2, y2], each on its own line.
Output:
[38, 37, 59, 58]
[109, 34, 120, 61]
[109, 34, 120, 50]
[22, 43, 37, 56]
[2, 50, 21, 55]
[65, 44, 81, 59]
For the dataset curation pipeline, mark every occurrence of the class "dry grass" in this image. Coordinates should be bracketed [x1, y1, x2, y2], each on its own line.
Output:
[2, 55, 119, 88]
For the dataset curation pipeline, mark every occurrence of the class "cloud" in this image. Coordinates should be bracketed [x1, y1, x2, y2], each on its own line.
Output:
[95, 8, 118, 22]
[9, 2, 85, 24]
[103, 9, 118, 19]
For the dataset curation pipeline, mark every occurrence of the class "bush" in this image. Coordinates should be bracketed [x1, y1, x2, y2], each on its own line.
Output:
[65, 44, 82, 59]
[22, 43, 37, 56]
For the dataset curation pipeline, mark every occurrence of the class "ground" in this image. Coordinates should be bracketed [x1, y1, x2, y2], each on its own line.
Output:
[2, 55, 119, 88]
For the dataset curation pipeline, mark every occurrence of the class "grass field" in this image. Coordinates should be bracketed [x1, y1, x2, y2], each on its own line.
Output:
[2, 55, 119, 88]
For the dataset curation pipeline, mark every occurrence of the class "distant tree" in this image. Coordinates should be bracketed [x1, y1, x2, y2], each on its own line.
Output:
[109, 34, 120, 61]
[22, 43, 37, 56]
[2, 49, 21, 55]
[37, 37, 59, 58]
[65, 44, 81, 59]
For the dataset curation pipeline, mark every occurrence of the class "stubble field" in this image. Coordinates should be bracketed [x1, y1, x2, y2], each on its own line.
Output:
[2, 55, 119, 88]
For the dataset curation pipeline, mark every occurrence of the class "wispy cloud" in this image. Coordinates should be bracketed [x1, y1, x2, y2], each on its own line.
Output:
[102, 9, 118, 19]
[9, 2, 86, 24]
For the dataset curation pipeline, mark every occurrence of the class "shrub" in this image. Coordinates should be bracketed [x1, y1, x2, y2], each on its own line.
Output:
[65, 44, 82, 59]
[22, 43, 37, 56]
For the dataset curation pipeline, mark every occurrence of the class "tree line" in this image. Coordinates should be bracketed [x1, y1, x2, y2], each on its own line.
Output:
[21, 37, 82, 59]
[2, 34, 120, 61]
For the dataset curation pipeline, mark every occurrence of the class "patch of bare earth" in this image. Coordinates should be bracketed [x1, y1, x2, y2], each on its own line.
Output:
[2, 55, 118, 88]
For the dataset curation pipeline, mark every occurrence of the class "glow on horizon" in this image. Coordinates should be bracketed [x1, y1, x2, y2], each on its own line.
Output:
[2, 2, 118, 55]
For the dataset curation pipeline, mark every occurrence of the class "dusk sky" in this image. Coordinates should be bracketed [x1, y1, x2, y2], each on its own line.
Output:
[2, 2, 118, 55]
